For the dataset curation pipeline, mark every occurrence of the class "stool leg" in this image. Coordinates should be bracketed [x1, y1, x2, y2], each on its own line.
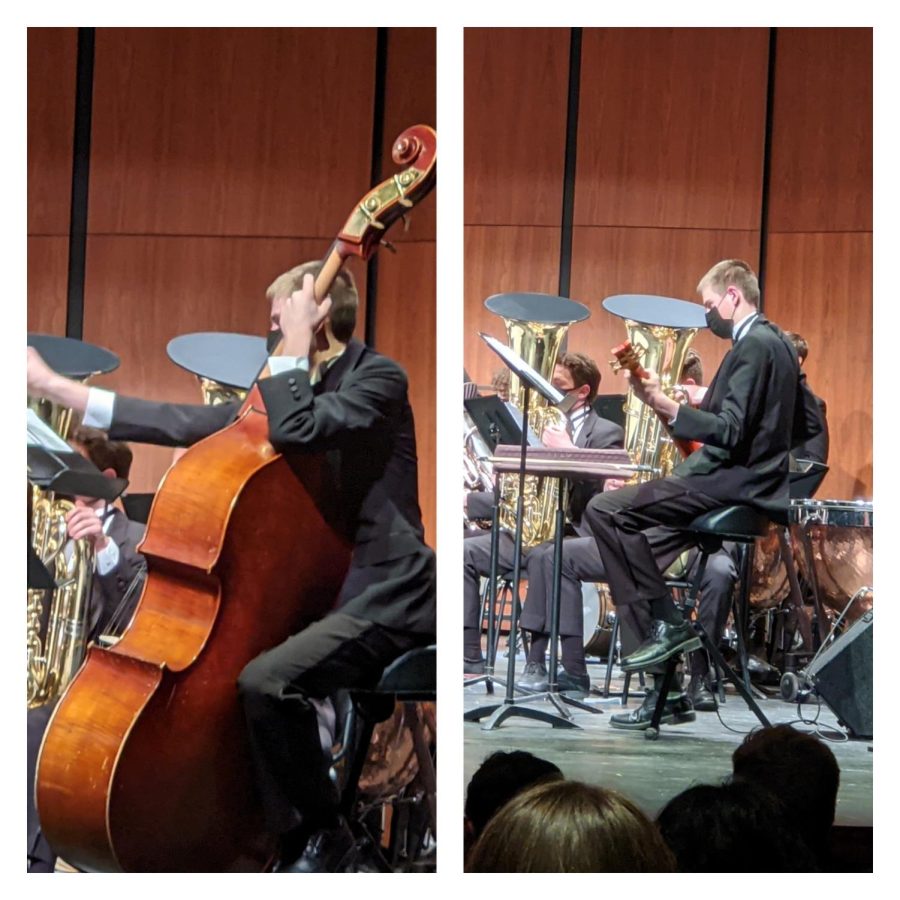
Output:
[603, 614, 619, 698]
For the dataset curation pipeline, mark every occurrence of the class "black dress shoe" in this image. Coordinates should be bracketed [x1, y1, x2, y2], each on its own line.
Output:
[277, 818, 356, 873]
[620, 619, 701, 672]
[687, 675, 718, 712]
[609, 690, 695, 731]
[464, 658, 485, 677]
[553, 667, 592, 698]
[516, 660, 548, 692]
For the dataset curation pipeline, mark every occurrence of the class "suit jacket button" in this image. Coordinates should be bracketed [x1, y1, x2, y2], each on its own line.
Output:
[288, 377, 297, 387]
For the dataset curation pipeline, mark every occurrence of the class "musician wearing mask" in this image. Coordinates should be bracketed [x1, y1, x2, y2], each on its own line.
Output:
[518, 352, 736, 713]
[28, 428, 145, 873]
[581, 260, 823, 727]
[26, 261, 435, 873]
[463, 353, 624, 678]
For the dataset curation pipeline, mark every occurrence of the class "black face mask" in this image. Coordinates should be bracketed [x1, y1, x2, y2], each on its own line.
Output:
[705, 307, 733, 340]
[266, 328, 283, 354]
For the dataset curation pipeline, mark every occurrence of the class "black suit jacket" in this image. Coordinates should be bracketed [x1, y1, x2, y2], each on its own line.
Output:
[792, 386, 829, 464]
[108, 339, 434, 635]
[671, 316, 823, 522]
[569, 410, 625, 531]
[88, 509, 146, 641]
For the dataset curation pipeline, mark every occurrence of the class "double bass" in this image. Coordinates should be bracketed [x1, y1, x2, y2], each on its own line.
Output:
[35, 125, 437, 872]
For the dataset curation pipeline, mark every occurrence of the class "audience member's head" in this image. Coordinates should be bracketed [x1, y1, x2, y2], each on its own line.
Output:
[466, 780, 675, 872]
[731, 724, 840, 859]
[464, 751, 562, 845]
[657, 780, 819, 872]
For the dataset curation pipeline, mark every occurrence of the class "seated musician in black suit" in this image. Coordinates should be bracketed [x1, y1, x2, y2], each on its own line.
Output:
[462, 352, 624, 683]
[28, 429, 145, 873]
[517, 351, 737, 714]
[581, 260, 823, 729]
[26, 262, 435, 873]
[784, 331, 829, 465]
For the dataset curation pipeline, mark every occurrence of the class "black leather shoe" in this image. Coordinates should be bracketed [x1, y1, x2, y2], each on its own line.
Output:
[277, 818, 356, 873]
[553, 667, 592, 698]
[609, 690, 695, 730]
[464, 658, 485, 677]
[620, 619, 701, 672]
[516, 660, 548, 692]
[687, 675, 718, 712]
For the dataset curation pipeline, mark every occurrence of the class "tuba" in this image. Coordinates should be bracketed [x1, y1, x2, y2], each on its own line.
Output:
[602, 295, 707, 483]
[485, 293, 590, 547]
[26, 335, 119, 708]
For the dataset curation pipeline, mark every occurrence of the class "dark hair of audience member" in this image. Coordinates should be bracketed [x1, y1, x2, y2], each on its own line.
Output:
[731, 724, 840, 860]
[656, 780, 819, 872]
[466, 780, 676, 873]
[465, 751, 563, 842]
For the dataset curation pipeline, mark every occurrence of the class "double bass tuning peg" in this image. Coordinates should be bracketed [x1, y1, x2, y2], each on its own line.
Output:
[380, 240, 398, 254]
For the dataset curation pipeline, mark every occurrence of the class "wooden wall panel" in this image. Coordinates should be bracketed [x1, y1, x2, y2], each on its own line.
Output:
[375, 245, 436, 546]
[764, 233, 872, 500]
[568, 227, 762, 392]
[27, 238, 70, 336]
[82, 236, 368, 493]
[378, 28, 437, 542]
[575, 28, 769, 230]
[768, 28, 872, 233]
[464, 226, 562, 388]
[382, 28, 436, 243]
[465, 28, 570, 226]
[88, 28, 376, 237]
[27, 28, 77, 236]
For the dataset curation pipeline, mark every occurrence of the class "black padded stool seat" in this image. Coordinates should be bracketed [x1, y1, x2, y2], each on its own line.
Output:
[373, 646, 436, 698]
[687, 505, 770, 541]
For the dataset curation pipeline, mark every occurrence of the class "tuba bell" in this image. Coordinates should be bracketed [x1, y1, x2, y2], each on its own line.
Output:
[484, 293, 590, 547]
[602, 295, 707, 483]
[26, 335, 119, 708]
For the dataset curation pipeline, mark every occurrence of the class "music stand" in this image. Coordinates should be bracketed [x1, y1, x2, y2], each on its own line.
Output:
[465, 335, 586, 729]
[167, 332, 269, 391]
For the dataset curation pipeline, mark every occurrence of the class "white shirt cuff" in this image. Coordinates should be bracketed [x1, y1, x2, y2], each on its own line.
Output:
[84, 387, 116, 430]
[95, 537, 120, 576]
[267, 356, 309, 375]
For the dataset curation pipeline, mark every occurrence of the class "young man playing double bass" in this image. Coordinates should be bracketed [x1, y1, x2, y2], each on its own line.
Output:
[581, 259, 823, 726]
[26, 262, 436, 872]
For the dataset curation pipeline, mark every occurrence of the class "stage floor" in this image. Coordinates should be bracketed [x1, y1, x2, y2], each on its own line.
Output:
[463, 657, 873, 828]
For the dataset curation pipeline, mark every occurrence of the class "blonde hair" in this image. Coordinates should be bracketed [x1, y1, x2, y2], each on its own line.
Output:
[465, 780, 676, 873]
[266, 261, 359, 342]
[697, 259, 760, 307]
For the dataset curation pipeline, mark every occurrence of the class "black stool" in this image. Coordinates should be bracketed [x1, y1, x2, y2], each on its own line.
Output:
[644, 506, 774, 740]
[335, 646, 436, 867]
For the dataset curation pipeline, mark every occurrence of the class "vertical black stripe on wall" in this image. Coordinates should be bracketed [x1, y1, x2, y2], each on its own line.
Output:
[557, 27, 583, 301]
[65, 27, 96, 340]
[757, 27, 778, 311]
[365, 27, 389, 349]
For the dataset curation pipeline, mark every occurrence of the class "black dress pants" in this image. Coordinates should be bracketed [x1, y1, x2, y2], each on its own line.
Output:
[237, 610, 431, 835]
[582, 476, 725, 612]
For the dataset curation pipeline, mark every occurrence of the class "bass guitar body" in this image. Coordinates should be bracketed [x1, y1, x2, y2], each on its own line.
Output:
[36, 389, 352, 872]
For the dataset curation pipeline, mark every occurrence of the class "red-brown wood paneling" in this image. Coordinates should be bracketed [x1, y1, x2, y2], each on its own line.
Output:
[377, 27, 437, 543]
[27, 27, 77, 236]
[375, 244, 436, 546]
[768, 28, 873, 233]
[575, 27, 769, 230]
[382, 27, 436, 244]
[82, 235, 368, 492]
[27, 237, 70, 336]
[88, 28, 376, 237]
[569, 227, 762, 393]
[465, 28, 570, 226]
[764, 232, 872, 500]
[464, 225, 563, 389]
